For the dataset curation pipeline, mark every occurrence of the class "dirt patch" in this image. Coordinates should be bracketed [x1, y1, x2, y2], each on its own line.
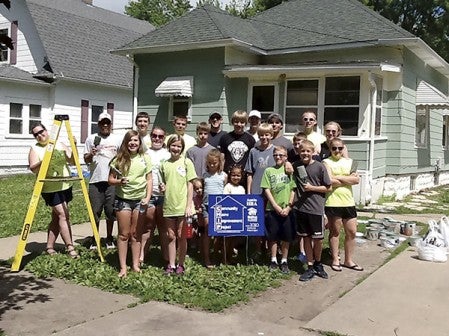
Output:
[225, 240, 391, 329]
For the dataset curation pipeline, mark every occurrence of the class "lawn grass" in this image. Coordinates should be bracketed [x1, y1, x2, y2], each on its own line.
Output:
[0, 174, 90, 238]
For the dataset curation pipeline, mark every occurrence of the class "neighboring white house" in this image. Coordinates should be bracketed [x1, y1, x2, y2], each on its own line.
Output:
[0, 0, 153, 174]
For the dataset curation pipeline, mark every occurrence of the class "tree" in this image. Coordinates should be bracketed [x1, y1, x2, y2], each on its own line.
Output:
[125, 0, 192, 27]
[358, 0, 449, 62]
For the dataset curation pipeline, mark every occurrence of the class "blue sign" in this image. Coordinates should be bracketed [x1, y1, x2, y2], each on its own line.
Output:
[208, 194, 265, 237]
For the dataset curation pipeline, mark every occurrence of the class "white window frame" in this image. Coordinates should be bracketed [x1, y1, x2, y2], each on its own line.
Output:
[168, 96, 192, 122]
[284, 75, 361, 136]
[443, 114, 449, 150]
[0, 25, 9, 64]
[248, 82, 279, 121]
[7, 100, 43, 138]
[90, 103, 105, 135]
[415, 105, 428, 148]
[373, 76, 383, 136]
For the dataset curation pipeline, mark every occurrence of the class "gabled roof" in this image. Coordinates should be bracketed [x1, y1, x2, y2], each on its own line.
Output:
[0, 64, 49, 85]
[115, 0, 414, 54]
[25, 0, 153, 88]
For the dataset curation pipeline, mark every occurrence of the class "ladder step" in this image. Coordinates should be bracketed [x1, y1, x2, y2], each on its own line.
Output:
[39, 177, 83, 182]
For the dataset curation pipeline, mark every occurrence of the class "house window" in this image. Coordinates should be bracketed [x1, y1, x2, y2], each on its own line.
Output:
[285, 80, 319, 133]
[250, 84, 277, 121]
[169, 96, 192, 121]
[90, 105, 104, 134]
[443, 115, 449, 149]
[8, 102, 42, 135]
[0, 28, 9, 62]
[324, 76, 360, 136]
[415, 106, 428, 148]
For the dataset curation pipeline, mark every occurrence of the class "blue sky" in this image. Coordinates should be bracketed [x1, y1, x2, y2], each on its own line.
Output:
[94, 0, 231, 14]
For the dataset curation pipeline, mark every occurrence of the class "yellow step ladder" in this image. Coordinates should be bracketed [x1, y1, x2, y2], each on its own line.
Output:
[11, 115, 104, 272]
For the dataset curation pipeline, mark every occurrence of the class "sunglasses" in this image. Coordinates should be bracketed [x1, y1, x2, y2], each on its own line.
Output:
[326, 129, 337, 134]
[33, 129, 45, 137]
[151, 134, 164, 139]
[332, 146, 344, 151]
[273, 153, 286, 157]
[303, 118, 315, 122]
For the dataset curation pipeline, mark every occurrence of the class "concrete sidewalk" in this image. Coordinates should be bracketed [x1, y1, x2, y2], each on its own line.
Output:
[1, 214, 448, 335]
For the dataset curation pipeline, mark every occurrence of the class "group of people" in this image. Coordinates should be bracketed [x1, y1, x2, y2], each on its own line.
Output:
[29, 108, 361, 281]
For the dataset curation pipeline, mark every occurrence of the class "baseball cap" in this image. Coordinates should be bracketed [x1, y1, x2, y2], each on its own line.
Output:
[209, 111, 222, 119]
[248, 110, 261, 119]
[98, 112, 112, 123]
[267, 113, 283, 124]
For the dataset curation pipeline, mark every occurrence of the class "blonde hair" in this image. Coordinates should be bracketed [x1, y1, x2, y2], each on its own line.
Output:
[206, 148, 223, 173]
[324, 121, 343, 136]
[293, 131, 307, 142]
[231, 110, 248, 124]
[300, 139, 315, 151]
[166, 134, 185, 153]
[257, 123, 274, 136]
[114, 130, 144, 176]
[196, 121, 210, 133]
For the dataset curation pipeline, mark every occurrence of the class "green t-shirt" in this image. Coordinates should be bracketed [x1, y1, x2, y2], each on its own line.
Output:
[260, 165, 295, 210]
[160, 156, 197, 217]
[111, 154, 152, 200]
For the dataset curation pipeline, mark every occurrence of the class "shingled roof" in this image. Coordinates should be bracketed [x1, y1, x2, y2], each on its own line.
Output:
[25, 0, 153, 88]
[116, 0, 414, 54]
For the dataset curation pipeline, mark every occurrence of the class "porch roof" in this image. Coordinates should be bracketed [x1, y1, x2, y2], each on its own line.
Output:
[416, 81, 449, 107]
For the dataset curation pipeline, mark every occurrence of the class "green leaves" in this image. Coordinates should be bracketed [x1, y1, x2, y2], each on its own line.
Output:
[25, 248, 287, 312]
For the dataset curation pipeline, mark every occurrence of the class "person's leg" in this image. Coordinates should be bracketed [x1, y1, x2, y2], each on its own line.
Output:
[52, 202, 74, 247]
[165, 218, 177, 270]
[104, 184, 116, 242]
[312, 238, 323, 262]
[156, 205, 168, 262]
[201, 216, 212, 266]
[116, 210, 131, 277]
[140, 205, 155, 263]
[130, 208, 142, 272]
[328, 216, 343, 266]
[303, 236, 314, 265]
[176, 217, 187, 267]
[46, 209, 60, 252]
[342, 217, 358, 267]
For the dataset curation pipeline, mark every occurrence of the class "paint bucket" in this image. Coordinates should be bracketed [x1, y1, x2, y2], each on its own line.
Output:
[404, 223, 416, 236]
[366, 227, 380, 240]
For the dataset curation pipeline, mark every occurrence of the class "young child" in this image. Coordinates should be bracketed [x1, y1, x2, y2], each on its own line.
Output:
[260, 146, 296, 273]
[202, 149, 227, 267]
[323, 138, 362, 272]
[108, 130, 153, 278]
[292, 140, 332, 282]
[159, 135, 197, 275]
[168, 115, 196, 154]
[224, 164, 246, 195]
[301, 111, 325, 155]
[187, 122, 213, 178]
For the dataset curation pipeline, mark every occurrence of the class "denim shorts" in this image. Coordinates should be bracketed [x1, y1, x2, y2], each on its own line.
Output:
[114, 196, 141, 212]
[148, 195, 164, 208]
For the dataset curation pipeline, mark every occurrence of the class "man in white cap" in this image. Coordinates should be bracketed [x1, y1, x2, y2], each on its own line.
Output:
[84, 112, 122, 249]
[247, 110, 261, 141]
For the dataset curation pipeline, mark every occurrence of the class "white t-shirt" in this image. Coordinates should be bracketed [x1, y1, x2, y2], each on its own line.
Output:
[146, 147, 171, 196]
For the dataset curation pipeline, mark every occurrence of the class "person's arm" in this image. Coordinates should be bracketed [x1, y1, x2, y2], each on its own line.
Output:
[246, 173, 253, 194]
[142, 171, 153, 204]
[28, 147, 41, 174]
[336, 173, 359, 185]
[108, 168, 128, 186]
[185, 180, 194, 217]
[83, 138, 97, 164]
[264, 188, 282, 215]
[323, 162, 343, 188]
[61, 142, 75, 165]
[303, 183, 331, 194]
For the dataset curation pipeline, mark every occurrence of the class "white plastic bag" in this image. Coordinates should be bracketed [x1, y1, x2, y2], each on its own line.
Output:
[417, 240, 447, 263]
[439, 216, 449, 248]
[423, 220, 445, 247]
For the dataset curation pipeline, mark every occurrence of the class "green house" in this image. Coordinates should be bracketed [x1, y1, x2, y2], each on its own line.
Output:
[113, 0, 449, 204]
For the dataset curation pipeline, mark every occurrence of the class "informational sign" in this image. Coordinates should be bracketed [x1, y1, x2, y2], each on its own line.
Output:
[208, 194, 265, 237]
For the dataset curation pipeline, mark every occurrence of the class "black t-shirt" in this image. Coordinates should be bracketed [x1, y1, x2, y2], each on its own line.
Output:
[218, 131, 256, 174]
[319, 141, 331, 160]
[207, 130, 225, 148]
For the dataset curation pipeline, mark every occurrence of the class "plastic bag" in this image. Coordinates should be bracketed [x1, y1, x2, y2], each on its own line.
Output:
[439, 216, 449, 248]
[423, 220, 445, 247]
[417, 240, 447, 263]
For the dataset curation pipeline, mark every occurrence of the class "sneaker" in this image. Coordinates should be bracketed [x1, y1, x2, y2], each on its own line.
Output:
[269, 261, 279, 271]
[105, 239, 116, 249]
[175, 264, 185, 275]
[299, 267, 315, 282]
[313, 262, 328, 279]
[297, 253, 307, 264]
[280, 262, 290, 274]
[89, 243, 97, 250]
[164, 265, 175, 276]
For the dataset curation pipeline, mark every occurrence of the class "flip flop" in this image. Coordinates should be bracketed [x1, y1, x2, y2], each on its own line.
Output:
[331, 264, 342, 272]
[342, 264, 364, 271]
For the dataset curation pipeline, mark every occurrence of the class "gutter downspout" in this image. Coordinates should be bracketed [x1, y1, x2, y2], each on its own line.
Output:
[367, 72, 377, 205]
[126, 54, 139, 125]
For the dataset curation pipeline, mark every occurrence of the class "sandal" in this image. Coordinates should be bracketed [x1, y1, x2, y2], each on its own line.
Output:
[342, 263, 364, 271]
[66, 244, 79, 259]
[331, 264, 342, 272]
[45, 248, 58, 256]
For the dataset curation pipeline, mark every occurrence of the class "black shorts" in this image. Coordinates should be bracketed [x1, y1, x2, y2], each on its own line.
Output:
[325, 206, 357, 220]
[264, 211, 296, 242]
[41, 187, 73, 207]
[295, 210, 325, 239]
